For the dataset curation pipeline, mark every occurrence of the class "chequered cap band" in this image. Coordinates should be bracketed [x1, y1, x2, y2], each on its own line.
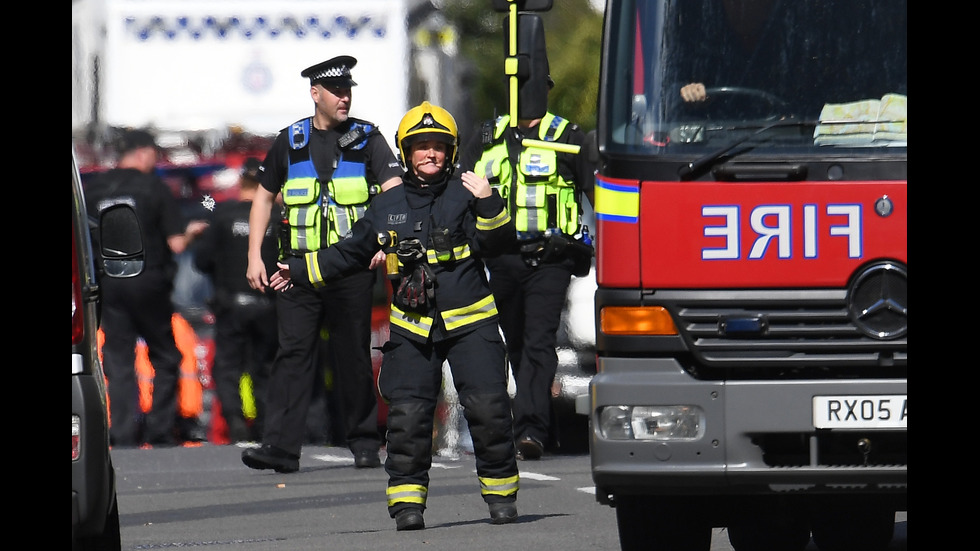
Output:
[311, 65, 351, 81]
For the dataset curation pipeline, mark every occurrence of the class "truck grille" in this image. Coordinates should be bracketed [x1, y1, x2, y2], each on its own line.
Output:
[671, 290, 907, 369]
[758, 431, 907, 468]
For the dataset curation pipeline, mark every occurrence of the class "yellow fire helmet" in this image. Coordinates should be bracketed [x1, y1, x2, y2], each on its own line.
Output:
[396, 101, 459, 169]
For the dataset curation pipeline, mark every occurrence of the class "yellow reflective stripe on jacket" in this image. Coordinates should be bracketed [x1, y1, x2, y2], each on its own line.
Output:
[477, 209, 511, 232]
[441, 294, 497, 332]
[425, 243, 472, 264]
[479, 474, 519, 497]
[303, 251, 327, 288]
[390, 306, 434, 338]
[386, 484, 428, 507]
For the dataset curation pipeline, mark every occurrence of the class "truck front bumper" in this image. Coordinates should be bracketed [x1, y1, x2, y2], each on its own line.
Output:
[588, 357, 907, 498]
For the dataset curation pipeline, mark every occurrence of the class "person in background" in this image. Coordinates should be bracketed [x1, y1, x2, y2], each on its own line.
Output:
[458, 73, 595, 461]
[242, 55, 402, 473]
[193, 158, 280, 443]
[84, 128, 208, 447]
[270, 101, 520, 530]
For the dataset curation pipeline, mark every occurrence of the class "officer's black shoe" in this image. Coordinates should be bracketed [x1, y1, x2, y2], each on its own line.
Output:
[394, 508, 425, 531]
[353, 449, 382, 469]
[241, 444, 299, 473]
[516, 436, 544, 460]
[489, 502, 518, 525]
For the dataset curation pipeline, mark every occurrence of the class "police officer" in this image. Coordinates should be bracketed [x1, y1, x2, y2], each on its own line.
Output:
[193, 158, 279, 443]
[459, 73, 595, 461]
[242, 55, 402, 472]
[85, 128, 209, 447]
[270, 102, 520, 530]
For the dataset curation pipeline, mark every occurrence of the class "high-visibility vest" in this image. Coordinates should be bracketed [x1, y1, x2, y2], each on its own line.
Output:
[474, 112, 579, 235]
[280, 117, 378, 256]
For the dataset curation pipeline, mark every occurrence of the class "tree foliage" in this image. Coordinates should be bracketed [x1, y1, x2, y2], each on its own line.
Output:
[442, 0, 603, 132]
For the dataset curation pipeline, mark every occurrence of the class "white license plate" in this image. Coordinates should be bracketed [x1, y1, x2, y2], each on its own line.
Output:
[812, 395, 907, 429]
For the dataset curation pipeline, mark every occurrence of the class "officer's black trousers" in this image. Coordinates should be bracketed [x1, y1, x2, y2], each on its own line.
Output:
[263, 269, 381, 456]
[379, 324, 518, 515]
[486, 254, 573, 447]
[101, 271, 183, 447]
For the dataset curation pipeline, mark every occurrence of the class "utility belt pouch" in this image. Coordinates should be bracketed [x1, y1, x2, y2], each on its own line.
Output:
[540, 233, 594, 276]
[281, 178, 321, 254]
[567, 237, 594, 277]
[519, 237, 546, 268]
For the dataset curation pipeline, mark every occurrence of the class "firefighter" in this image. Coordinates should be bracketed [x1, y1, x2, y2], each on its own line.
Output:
[270, 102, 520, 530]
[458, 75, 595, 460]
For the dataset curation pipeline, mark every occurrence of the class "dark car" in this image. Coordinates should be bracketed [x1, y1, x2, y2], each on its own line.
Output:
[72, 149, 144, 551]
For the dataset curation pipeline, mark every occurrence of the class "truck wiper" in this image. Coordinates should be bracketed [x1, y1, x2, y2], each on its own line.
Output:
[678, 119, 816, 180]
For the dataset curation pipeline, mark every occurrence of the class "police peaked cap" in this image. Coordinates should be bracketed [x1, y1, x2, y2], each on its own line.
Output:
[301, 55, 358, 87]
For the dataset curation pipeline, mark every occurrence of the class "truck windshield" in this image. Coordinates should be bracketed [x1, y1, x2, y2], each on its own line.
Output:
[603, 0, 907, 154]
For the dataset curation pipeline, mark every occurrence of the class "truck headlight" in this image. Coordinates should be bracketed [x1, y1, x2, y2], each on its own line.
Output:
[597, 405, 704, 441]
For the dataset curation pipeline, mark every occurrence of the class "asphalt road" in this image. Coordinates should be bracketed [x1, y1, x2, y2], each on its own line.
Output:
[111, 443, 905, 551]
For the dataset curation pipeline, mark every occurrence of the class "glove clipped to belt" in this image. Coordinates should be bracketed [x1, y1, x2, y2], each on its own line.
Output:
[396, 263, 436, 309]
[394, 238, 436, 309]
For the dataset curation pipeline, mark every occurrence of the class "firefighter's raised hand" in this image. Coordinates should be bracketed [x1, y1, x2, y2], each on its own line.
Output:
[461, 171, 491, 199]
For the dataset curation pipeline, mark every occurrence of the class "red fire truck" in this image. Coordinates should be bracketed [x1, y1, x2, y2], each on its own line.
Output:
[585, 1, 906, 550]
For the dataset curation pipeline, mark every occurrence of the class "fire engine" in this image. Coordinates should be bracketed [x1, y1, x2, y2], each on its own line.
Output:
[583, 1, 906, 549]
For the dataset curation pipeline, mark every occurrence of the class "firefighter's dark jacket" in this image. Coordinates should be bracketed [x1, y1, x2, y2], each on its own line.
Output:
[287, 170, 514, 343]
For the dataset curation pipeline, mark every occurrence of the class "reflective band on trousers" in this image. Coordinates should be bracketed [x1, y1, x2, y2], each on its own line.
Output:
[387, 484, 427, 507]
[390, 307, 434, 338]
[442, 294, 498, 332]
[480, 474, 520, 497]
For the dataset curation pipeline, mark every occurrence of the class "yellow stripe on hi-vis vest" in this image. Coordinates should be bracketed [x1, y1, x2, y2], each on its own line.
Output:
[595, 179, 639, 224]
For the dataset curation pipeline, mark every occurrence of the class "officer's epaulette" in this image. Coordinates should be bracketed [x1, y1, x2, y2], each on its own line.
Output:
[289, 118, 311, 150]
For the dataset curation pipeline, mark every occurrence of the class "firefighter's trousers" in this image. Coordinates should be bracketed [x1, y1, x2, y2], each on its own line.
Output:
[379, 324, 519, 517]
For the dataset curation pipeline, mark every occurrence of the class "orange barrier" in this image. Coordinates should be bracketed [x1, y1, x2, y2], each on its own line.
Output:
[98, 313, 204, 423]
